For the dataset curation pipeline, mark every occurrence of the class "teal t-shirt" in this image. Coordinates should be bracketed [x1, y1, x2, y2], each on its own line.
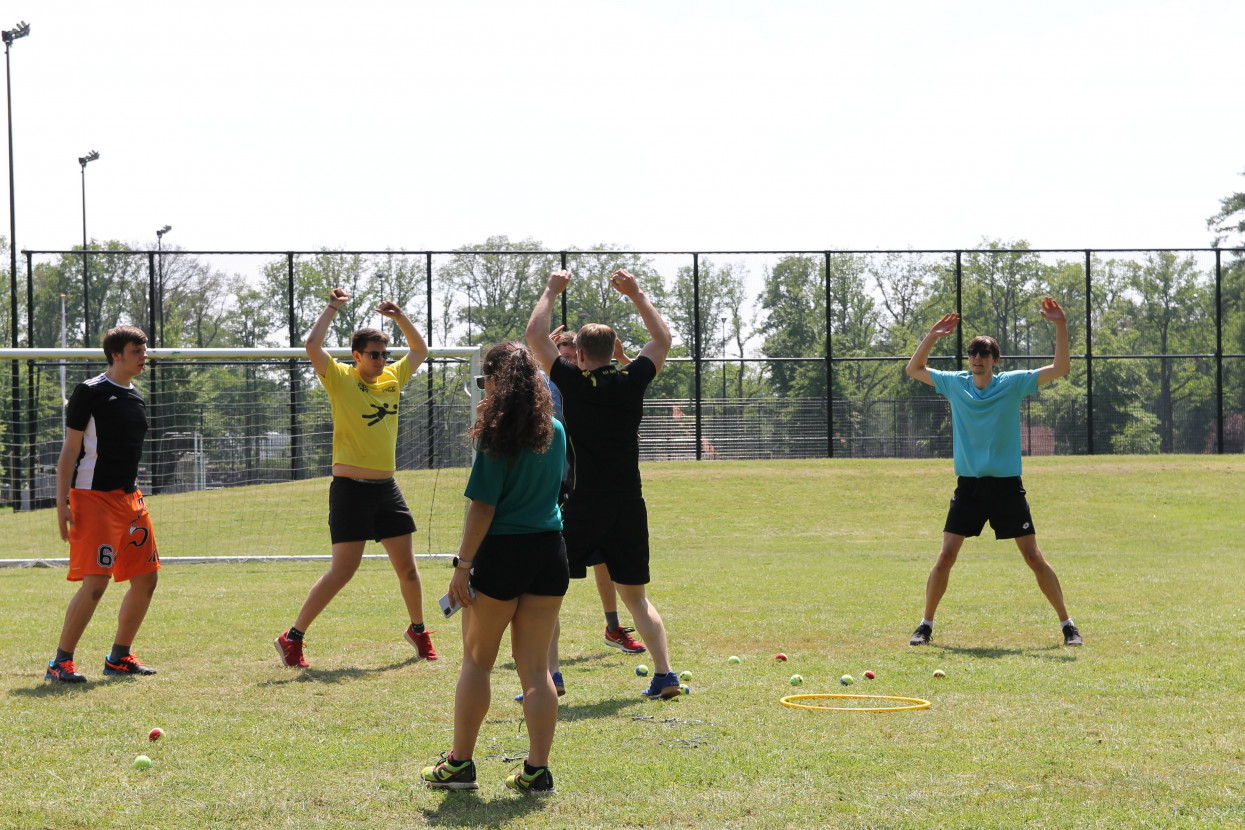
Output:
[929, 369, 1040, 478]
[464, 419, 566, 535]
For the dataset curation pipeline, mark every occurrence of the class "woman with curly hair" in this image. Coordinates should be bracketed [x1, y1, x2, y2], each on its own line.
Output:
[422, 342, 568, 795]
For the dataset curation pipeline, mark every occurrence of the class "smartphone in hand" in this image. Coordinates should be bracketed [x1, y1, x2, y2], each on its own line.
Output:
[439, 585, 476, 618]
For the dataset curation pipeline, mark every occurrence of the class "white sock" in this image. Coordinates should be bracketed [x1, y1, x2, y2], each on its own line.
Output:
[921, 619, 934, 628]
[1060, 619, 1074, 628]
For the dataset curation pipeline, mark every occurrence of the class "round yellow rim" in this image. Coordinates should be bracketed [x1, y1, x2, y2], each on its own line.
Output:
[780, 693, 932, 712]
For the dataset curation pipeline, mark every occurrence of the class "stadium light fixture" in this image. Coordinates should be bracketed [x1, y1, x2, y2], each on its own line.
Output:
[5, 20, 30, 506]
[156, 225, 172, 344]
[78, 149, 100, 343]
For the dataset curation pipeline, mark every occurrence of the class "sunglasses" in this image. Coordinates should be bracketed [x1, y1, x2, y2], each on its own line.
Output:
[474, 375, 489, 390]
[361, 350, 391, 361]
[967, 348, 996, 358]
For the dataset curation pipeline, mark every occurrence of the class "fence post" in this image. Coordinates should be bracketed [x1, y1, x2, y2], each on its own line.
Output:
[287, 252, 302, 480]
[559, 251, 567, 330]
[426, 251, 435, 469]
[825, 251, 833, 458]
[693, 253, 702, 461]
[954, 251, 963, 369]
[1215, 248, 1223, 454]
[24, 250, 33, 505]
[1085, 250, 1094, 455]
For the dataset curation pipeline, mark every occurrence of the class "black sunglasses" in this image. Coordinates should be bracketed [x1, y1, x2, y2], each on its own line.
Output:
[361, 350, 391, 360]
[967, 348, 996, 358]
[474, 375, 489, 390]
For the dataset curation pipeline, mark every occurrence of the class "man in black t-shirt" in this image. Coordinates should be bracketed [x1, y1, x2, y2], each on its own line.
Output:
[526, 268, 684, 699]
[46, 325, 161, 683]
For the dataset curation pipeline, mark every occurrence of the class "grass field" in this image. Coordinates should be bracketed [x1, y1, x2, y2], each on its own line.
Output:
[3, 456, 1244, 829]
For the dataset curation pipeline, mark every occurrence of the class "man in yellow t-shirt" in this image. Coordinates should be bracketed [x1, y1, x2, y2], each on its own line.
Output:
[274, 288, 437, 667]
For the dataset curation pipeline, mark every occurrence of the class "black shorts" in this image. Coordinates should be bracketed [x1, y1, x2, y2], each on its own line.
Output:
[328, 477, 417, 544]
[943, 476, 1036, 540]
[468, 531, 569, 601]
[561, 496, 650, 585]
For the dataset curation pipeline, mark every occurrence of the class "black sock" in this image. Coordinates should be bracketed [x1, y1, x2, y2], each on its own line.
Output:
[287, 627, 305, 641]
[410, 622, 425, 635]
[523, 760, 544, 776]
[605, 612, 620, 631]
[55, 648, 73, 663]
[109, 644, 131, 661]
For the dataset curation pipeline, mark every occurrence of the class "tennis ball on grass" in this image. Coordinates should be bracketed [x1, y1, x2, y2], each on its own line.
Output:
[864, 670, 875, 680]
[679, 670, 692, 681]
[933, 669, 946, 678]
[789, 674, 803, 686]
[728, 655, 741, 664]
[133, 755, 152, 771]
[680, 684, 690, 695]
[149, 727, 163, 742]
[840, 674, 854, 685]
[635, 664, 649, 677]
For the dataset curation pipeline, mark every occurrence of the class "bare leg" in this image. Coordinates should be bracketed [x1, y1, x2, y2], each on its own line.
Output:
[615, 584, 671, 675]
[593, 563, 617, 615]
[510, 594, 563, 767]
[114, 570, 158, 647]
[57, 574, 110, 653]
[922, 533, 966, 622]
[547, 619, 560, 676]
[1014, 535, 1070, 621]
[380, 533, 425, 626]
[452, 594, 515, 762]
[293, 541, 366, 632]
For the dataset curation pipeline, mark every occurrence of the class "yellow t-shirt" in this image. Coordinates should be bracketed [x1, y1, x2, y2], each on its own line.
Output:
[317, 354, 413, 471]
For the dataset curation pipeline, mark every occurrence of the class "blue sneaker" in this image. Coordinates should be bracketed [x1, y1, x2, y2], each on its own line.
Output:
[640, 671, 682, 699]
[516, 671, 565, 702]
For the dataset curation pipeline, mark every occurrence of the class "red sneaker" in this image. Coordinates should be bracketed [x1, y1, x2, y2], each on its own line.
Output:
[274, 631, 308, 668]
[405, 626, 438, 661]
[103, 653, 157, 676]
[604, 626, 646, 654]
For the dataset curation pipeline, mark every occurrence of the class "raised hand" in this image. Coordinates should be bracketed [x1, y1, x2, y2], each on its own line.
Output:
[1039, 297, 1065, 323]
[328, 288, 350, 309]
[928, 313, 960, 339]
[609, 269, 640, 298]
[375, 300, 405, 319]
[548, 270, 571, 294]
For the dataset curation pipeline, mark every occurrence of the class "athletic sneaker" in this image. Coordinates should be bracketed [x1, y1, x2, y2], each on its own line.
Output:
[45, 658, 86, 683]
[1062, 622, 1083, 646]
[422, 753, 479, 790]
[103, 654, 157, 676]
[516, 671, 565, 702]
[505, 764, 555, 795]
[274, 631, 308, 668]
[404, 626, 438, 660]
[640, 671, 682, 699]
[909, 623, 933, 646]
[604, 626, 646, 654]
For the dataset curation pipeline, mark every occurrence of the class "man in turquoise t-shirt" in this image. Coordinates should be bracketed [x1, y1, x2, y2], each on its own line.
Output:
[904, 297, 1082, 648]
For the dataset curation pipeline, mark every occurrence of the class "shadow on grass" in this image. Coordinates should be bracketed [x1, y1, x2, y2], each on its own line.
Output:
[9, 680, 100, 699]
[925, 643, 1077, 662]
[496, 650, 615, 673]
[420, 789, 548, 828]
[257, 655, 422, 686]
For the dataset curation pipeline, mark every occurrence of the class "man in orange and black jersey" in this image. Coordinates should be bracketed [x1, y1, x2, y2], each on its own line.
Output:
[46, 325, 161, 683]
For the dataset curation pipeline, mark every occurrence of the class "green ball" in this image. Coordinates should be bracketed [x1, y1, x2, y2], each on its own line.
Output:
[133, 755, 153, 770]
[678, 670, 692, 681]
[840, 674, 854, 686]
[679, 684, 691, 695]
[789, 674, 803, 686]
[635, 664, 649, 677]
[728, 655, 741, 664]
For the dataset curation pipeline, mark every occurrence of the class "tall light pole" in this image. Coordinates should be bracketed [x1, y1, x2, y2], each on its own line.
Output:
[78, 149, 99, 344]
[156, 224, 171, 344]
[4, 20, 31, 507]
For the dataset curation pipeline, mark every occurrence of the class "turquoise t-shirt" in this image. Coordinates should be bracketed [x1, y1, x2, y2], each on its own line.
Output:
[929, 369, 1040, 478]
[464, 419, 566, 535]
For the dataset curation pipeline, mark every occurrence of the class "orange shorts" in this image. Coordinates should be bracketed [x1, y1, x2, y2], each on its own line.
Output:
[66, 489, 161, 583]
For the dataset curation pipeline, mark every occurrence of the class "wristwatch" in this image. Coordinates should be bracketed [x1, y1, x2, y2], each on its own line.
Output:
[452, 557, 473, 569]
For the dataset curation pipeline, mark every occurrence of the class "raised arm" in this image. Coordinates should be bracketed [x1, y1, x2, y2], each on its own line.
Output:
[1035, 297, 1070, 386]
[610, 269, 671, 374]
[305, 288, 349, 377]
[376, 301, 430, 371]
[613, 337, 632, 366]
[525, 270, 570, 374]
[905, 312, 960, 387]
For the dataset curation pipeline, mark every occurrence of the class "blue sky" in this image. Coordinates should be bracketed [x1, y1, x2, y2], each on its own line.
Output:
[5, 0, 1244, 255]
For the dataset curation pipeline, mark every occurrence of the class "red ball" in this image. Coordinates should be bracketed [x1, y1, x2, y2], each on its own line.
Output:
[775, 653, 787, 661]
[149, 728, 163, 742]
[864, 670, 875, 679]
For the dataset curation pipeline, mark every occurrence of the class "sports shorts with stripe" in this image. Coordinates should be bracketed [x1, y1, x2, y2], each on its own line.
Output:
[67, 488, 160, 582]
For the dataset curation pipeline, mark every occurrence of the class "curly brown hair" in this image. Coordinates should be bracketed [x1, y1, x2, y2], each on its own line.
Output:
[468, 342, 554, 463]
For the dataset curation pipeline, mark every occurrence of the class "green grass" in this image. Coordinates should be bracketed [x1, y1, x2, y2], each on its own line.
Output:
[3, 456, 1244, 829]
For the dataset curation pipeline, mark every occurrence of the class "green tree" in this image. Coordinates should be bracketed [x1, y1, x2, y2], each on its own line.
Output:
[442, 236, 557, 346]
